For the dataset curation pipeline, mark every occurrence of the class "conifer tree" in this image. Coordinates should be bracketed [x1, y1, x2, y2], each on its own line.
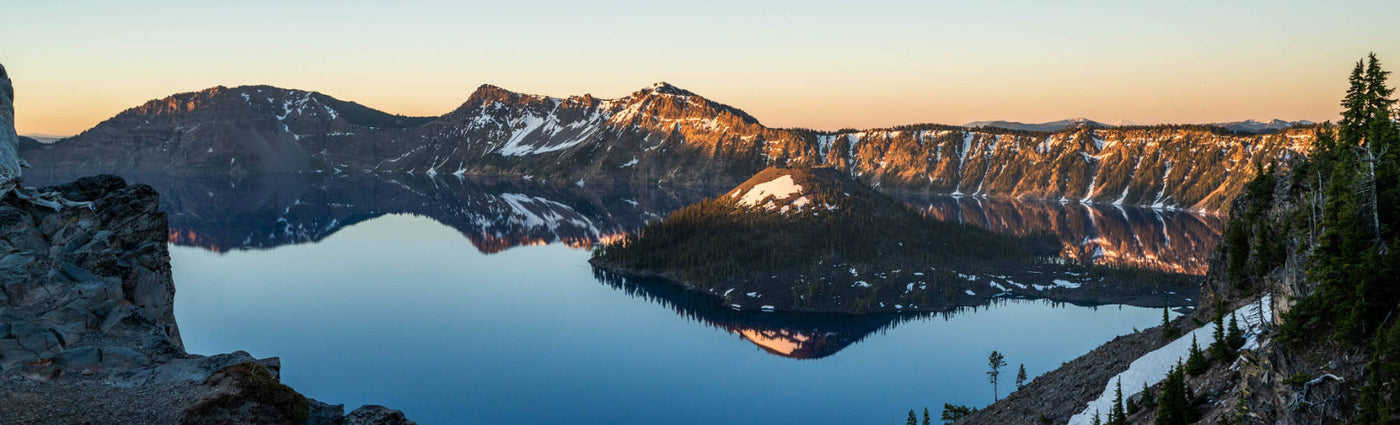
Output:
[1160, 307, 1180, 339]
[941, 404, 977, 424]
[1155, 362, 1193, 425]
[1185, 334, 1207, 376]
[1109, 378, 1126, 425]
[988, 351, 1007, 401]
[1227, 313, 1247, 351]
[1211, 309, 1230, 359]
[923, 407, 931, 425]
[1016, 364, 1028, 390]
[908, 410, 918, 425]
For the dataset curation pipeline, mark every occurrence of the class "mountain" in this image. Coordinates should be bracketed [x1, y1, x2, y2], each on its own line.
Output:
[964, 118, 1111, 132]
[20, 83, 1318, 213]
[1210, 119, 1314, 134]
[589, 167, 1195, 313]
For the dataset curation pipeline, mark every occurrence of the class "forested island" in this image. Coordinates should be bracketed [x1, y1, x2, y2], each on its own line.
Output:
[591, 167, 1195, 313]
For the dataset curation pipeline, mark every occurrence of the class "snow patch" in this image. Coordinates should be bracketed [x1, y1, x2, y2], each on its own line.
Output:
[734, 174, 804, 207]
[1068, 295, 1275, 425]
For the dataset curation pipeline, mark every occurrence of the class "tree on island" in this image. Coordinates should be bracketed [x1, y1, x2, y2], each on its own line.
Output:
[907, 410, 917, 425]
[923, 407, 931, 425]
[988, 350, 1008, 401]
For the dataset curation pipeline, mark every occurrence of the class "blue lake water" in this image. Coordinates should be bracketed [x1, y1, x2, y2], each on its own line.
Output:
[172, 213, 1169, 425]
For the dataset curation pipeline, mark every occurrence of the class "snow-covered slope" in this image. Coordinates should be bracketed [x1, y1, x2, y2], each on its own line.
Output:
[1069, 295, 1276, 425]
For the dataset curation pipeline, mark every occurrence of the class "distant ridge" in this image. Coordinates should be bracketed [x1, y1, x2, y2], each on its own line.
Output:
[19, 133, 67, 143]
[1209, 119, 1315, 134]
[966, 118, 1314, 134]
[965, 118, 1110, 132]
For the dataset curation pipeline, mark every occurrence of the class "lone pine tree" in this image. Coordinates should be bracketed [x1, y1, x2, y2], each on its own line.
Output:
[988, 351, 1008, 401]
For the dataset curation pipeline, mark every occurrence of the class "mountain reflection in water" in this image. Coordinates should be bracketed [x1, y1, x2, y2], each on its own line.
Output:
[903, 196, 1222, 275]
[27, 173, 1221, 276]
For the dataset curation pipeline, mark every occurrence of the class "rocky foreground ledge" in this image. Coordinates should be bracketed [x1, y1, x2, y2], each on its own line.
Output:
[0, 175, 414, 424]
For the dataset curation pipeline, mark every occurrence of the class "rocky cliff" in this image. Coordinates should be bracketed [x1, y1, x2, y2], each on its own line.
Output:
[21, 83, 1315, 213]
[0, 175, 416, 424]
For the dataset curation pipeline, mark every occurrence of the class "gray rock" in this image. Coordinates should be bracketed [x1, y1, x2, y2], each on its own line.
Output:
[347, 405, 417, 425]
[98, 303, 135, 334]
[144, 351, 262, 384]
[99, 346, 152, 370]
[307, 400, 348, 425]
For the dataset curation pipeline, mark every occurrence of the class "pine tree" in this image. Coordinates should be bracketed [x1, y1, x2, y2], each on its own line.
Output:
[1185, 334, 1208, 376]
[908, 410, 918, 425]
[1155, 362, 1194, 425]
[988, 351, 1008, 401]
[1227, 313, 1247, 351]
[1016, 364, 1028, 389]
[1341, 59, 1371, 143]
[1109, 378, 1126, 425]
[1091, 409, 1102, 425]
[941, 404, 978, 424]
[1211, 309, 1230, 359]
[1160, 307, 1181, 339]
[923, 407, 931, 425]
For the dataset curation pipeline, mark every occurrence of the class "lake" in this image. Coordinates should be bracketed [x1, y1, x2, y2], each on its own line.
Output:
[32, 173, 1204, 424]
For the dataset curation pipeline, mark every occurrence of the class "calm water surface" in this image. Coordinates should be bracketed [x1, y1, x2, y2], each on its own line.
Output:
[173, 213, 1168, 425]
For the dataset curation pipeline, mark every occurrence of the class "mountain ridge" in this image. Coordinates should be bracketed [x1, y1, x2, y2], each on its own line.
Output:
[20, 82, 1319, 213]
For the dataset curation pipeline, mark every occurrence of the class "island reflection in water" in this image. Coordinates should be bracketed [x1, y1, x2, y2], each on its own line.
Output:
[594, 269, 1133, 360]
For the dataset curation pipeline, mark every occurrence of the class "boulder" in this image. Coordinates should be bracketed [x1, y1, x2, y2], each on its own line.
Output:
[347, 405, 418, 425]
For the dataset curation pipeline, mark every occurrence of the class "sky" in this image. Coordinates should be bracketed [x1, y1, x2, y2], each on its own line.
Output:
[3, 0, 1398, 136]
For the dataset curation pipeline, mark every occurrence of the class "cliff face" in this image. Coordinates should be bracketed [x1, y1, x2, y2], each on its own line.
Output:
[21, 83, 1314, 213]
[1, 63, 21, 185]
[0, 176, 416, 424]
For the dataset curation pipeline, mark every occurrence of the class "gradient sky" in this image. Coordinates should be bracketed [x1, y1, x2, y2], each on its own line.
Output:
[4, 0, 1398, 136]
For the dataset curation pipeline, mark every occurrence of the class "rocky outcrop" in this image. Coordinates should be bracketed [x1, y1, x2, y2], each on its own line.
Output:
[0, 175, 414, 424]
[1, 63, 22, 191]
[20, 83, 1314, 213]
